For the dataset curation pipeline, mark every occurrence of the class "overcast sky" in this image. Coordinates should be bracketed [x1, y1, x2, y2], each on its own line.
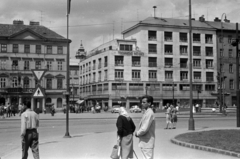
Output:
[1, 0, 240, 58]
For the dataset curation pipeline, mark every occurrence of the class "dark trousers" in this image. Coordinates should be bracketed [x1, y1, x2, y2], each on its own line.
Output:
[22, 129, 39, 159]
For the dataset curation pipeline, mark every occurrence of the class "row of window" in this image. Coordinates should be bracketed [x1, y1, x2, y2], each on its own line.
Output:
[80, 70, 215, 85]
[80, 56, 108, 74]
[80, 83, 217, 93]
[148, 31, 214, 43]
[0, 44, 63, 54]
[0, 60, 63, 71]
[0, 77, 63, 89]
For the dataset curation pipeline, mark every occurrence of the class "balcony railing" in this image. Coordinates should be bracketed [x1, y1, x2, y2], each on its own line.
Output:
[193, 38, 200, 43]
[164, 63, 173, 68]
[180, 63, 188, 68]
[149, 62, 157, 67]
[193, 51, 201, 56]
[149, 36, 157, 41]
[164, 37, 172, 41]
[165, 51, 173, 55]
[206, 52, 213, 56]
[206, 77, 214, 82]
[132, 62, 141, 67]
[180, 38, 187, 42]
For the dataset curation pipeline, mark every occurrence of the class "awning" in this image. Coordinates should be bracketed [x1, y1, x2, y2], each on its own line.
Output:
[76, 100, 84, 104]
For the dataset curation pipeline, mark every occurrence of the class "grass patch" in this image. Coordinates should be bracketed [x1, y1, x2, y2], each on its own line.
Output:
[175, 130, 240, 153]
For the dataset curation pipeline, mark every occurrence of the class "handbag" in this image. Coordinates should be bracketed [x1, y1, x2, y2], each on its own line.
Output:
[110, 141, 121, 159]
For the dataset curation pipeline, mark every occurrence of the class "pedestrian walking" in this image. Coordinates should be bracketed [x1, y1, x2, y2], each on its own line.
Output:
[6, 103, 11, 117]
[171, 105, 178, 129]
[135, 95, 155, 159]
[116, 106, 136, 159]
[21, 101, 39, 159]
[164, 104, 172, 129]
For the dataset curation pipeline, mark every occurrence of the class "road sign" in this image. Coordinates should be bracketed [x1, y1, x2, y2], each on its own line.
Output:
[32, 85, 45, 98]
[32, 69, 47, 81]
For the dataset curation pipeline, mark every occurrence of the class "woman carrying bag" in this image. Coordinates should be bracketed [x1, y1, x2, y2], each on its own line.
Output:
[116, 106, 136, 159]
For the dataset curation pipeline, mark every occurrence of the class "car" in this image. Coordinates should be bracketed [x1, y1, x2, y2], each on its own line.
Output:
[130, 105, 142, 113]
[111, 105, 120, 113]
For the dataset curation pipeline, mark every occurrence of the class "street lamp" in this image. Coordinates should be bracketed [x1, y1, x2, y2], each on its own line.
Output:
[188, 0, 195, 130]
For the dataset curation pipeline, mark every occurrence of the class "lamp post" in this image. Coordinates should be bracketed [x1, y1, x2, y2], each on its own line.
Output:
[188, 0, 195, 130]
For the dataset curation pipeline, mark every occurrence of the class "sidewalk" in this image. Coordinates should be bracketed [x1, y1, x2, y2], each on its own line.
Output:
[1, 112, 237, 159]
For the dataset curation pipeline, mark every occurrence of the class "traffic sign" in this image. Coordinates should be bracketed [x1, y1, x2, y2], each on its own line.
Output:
[32, 85, 45, 98]
[32, 69, 47, 81]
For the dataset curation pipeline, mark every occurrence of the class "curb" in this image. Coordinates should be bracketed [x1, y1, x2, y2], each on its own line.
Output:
[170, 137, 240, 158]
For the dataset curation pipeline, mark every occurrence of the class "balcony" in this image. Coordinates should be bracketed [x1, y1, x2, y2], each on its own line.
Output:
[193, 65, 201, 69]
[206, 52, 213, 56]
[149, 62, 157, 67]
[148, 49, 157, 54]
[180, 63, 188, 68]
[149, 36, 157, 41]
[193, 38, 200, 43]
[180, 38, 187, 42]
[164, 37, 172, 41]
[206, 65, 214, 69]
[164, 63, 173, 68]
[132, 62, 141, 67]
[115, 62, 124, 66]
[193, 51, 201, 56]
[206, 77, 214, 82]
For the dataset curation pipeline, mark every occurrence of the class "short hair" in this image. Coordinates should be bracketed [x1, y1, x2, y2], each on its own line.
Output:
[141, 95, 154, 105]
[26, 102, 31, 108]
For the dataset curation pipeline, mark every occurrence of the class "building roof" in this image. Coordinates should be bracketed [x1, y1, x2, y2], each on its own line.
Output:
[122, 17, 237, 34]
[0, 23, 66, 40]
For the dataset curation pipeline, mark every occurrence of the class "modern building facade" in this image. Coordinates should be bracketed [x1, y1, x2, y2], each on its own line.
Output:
[0, 20, 69, 112]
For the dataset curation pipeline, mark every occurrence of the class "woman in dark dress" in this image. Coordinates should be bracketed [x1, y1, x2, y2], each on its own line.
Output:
[116, 107, 136, 159]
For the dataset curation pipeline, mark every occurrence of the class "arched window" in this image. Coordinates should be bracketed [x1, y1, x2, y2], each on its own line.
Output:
[57, 98, 62, 108]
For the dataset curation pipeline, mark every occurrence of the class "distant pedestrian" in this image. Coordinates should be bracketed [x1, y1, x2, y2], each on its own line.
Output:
[135, 95, 155, 159]
[116, 107, 136, 159]
[164, 104, 172, 129]
[6, 103, 11, 117]
[21, 102, 39, 159]
[195, 103, 199, 112]
[171, 106, 178, 129]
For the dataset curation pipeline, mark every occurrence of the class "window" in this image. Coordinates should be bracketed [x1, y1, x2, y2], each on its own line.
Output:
[1, 44, 7, 52]
[13, 44, 18, 53]
[47, 45, 52, 54]
[12, 60, 18, 70]
[229, 49, 233, 58]
[205, 34, 213, 43]
[193, 84, 202, 91]
[129, 83, 144, 90]
[193, 33, 200, 42]
[148, 57, 157, 67]
[206, 47, 213, 56]
[104, 56, 108, 67]
[57, 46, 63, 54]
[163, 84, 177, 91]
[165, 71, 173, 80]
[112, 83, 127, 90]
[23, 77, 30, 88]
[98, 58, 101, 69]
[228, 35, 232, 44]
[165, 58, 172, 67]
[180, 45, 188, 54]
[165, 45, 173, 54]
[119, 44, 132, 51]
[205, 84, 215, 91]
[47, 61, 52, 70]
[12, 77, 18, 88]
[57, 79, 63, 89]
[0, 60, 6, 70]
[206, 60, 213, 68]
[229, 64, 233, 73]
[104, 70, 108, 80]
[148, 44, 157, 53]
[132, 57, 141, 67]
[194, 72, 201, 79]
[36, 45, 41, 54]
[46, 78, 52, 89]
[206, 72, 214, 82]
[220, 49, 224, 57]
[180, 59, 188, 68]
[148, 30, 157, 41]
[103, 83, 108, 90]
[193, 46, 201, 56]
[179, 84, 190, 91]
[180, 33, 188, 42]
[164, 32, 172, 41]
[35, 61, 41, 69]
[115, 69, 124, 79]
[24, 44, 30, 53]
[24, 61, 30, 70]
[193, 59, 201, 68]
[230, 79, 234, 89]
[180, 71, 188, 80]
[58, 61, 63, 70]
[98, 71, 101, 81]
[93, 73, 96, 82]
[93, 60, 96, 70]
[132, 70, 141, 79]
[0, 78, 6, 88]
[149, 70, 157, 79]
[115, 56, 124, 66]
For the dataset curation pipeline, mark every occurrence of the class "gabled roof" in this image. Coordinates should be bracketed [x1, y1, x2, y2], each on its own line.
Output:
[122, 17, 237, 34]
[0, 23, 66, 40]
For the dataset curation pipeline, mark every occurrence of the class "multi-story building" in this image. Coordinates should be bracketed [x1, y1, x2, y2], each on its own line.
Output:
[0, 20, 69, 112]
[79, 16, 238, 109]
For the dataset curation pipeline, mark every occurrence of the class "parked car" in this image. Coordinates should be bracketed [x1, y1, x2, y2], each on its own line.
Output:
[111, 105, 120, 113]
[130, 105, 142, 113]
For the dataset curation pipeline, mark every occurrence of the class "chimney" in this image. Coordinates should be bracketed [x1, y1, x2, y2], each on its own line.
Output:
[29, 21, 40, 26]
[153, 6, 157, 18]
[214, 17, 221, 22]
[199, 15, 205, 22]
[13, 20, 24, 25]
